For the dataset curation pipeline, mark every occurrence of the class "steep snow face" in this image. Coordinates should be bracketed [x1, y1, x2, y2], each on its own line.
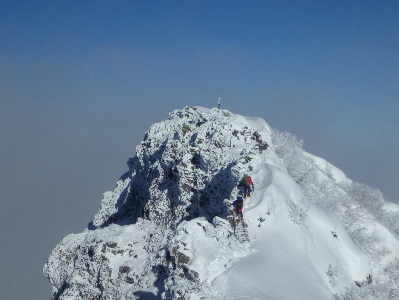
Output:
[304, 152, 351, 184]
[221, 146, 370, 299]
[44, 106, 371, 300]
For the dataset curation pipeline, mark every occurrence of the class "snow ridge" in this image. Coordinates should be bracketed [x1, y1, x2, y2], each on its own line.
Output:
[44, 106, 398, 300]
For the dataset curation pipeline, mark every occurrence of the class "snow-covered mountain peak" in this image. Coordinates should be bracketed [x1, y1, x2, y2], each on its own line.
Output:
[44, 106, 399, 300]
[92, 106, 273, 230]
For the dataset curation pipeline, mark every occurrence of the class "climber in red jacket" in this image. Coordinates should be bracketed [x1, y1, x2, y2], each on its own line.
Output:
[239, 174, 254, 198]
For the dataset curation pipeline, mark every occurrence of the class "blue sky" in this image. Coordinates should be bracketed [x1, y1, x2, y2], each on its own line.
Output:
[1, 1, 399, 299]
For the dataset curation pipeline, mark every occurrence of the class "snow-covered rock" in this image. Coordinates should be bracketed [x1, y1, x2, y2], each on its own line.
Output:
[44, 106, 399, 300]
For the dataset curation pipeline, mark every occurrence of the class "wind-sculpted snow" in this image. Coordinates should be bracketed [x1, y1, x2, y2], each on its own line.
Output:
[272, 128, 399, 299]
[44, 106, 398, 300]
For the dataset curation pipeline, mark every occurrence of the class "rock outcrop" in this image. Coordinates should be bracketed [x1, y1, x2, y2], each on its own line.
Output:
[45, 106, 395, 300]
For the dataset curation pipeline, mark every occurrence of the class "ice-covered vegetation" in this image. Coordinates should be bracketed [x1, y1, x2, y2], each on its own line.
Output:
[44, 106, 399, 300]
[272, 128, 399, 299]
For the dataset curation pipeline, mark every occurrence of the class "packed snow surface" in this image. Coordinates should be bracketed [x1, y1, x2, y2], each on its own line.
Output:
[44, 106, 399, 300]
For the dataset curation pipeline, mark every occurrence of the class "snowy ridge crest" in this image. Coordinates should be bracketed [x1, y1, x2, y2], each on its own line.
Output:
[44, 106, 399, 300]
[92, 106, 270, 229]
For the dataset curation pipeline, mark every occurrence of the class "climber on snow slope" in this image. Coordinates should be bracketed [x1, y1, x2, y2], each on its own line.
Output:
[232, 193, 244, 219]
[238, 174, 254, 198]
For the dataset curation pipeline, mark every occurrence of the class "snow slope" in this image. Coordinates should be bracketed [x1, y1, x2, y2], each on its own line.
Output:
[44, 106, 398, 300]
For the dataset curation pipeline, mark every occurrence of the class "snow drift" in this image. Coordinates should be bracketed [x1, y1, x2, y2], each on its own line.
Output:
[44, 106, 399, 300]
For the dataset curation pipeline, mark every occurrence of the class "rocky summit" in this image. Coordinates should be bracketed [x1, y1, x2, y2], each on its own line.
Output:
[44, 106, 399, 300]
